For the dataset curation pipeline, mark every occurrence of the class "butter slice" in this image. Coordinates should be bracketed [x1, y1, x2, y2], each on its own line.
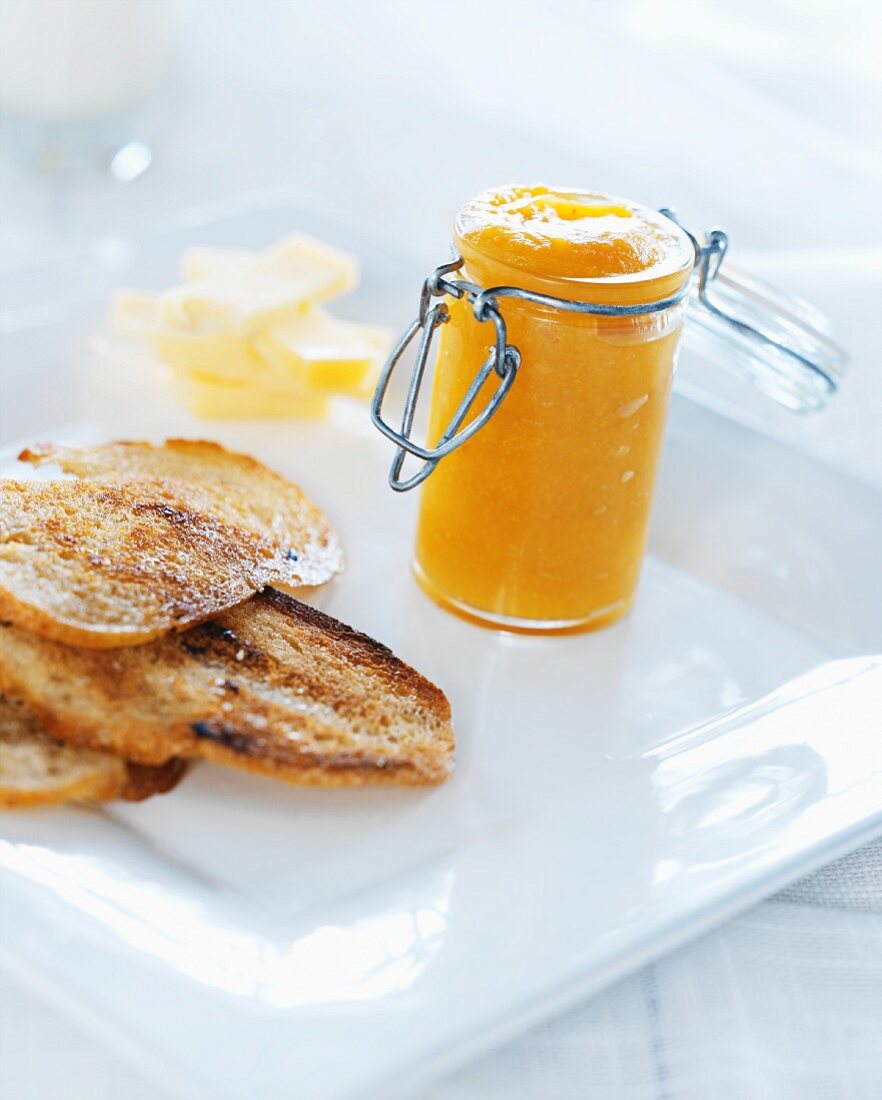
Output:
[255, 309, 392, 394]
[180, 246, 256, 282]
[152, 330, 278, 384]
[257, 233, 358, 284]
[158, 234, 358, 336]
[174, 370, 330, 420]
[112, 290, 158, 336]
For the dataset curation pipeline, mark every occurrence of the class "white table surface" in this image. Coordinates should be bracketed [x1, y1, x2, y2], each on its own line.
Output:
[1, 2, 881, 1097]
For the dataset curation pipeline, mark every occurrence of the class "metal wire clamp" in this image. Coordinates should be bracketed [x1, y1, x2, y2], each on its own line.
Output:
[371, 215, 844, 492]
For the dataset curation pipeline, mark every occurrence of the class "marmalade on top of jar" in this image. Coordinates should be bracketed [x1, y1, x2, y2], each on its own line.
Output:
[414, 185, 694, 633]
[455, 185, 693, 283]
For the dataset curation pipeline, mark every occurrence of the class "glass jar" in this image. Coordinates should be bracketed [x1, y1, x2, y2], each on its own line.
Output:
[372, 185, 846, 634]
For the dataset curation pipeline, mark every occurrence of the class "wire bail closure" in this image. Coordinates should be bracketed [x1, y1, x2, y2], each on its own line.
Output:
[371, 211, 845, 492]
[370, 260, 521, 491]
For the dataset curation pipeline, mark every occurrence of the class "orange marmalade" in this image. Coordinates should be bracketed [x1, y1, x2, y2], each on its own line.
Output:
[413, 185, 695, 632]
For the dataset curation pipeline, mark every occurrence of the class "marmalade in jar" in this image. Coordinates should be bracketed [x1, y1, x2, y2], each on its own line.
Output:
[413, 185, 694, 632]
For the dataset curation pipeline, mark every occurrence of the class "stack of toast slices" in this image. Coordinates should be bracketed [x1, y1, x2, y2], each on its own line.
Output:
[0, 440, 454, 808]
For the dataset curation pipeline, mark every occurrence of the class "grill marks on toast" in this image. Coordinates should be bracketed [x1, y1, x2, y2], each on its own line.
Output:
[1, 440, 454, 792]
[0, 590, 454, 787]
[0, 693, 186, 807]
[20, 439, 343, 591]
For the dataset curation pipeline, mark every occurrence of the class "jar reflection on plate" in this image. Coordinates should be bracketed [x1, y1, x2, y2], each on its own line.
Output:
[413, 186, 695, 634]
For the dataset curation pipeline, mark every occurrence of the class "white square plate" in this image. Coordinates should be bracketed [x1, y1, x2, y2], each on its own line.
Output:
[1, 196, 881, 1100]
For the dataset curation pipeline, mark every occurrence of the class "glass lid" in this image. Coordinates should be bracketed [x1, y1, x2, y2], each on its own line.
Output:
[673, 220, 848, 412]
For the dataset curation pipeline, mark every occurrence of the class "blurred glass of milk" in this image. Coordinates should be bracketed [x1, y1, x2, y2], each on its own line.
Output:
[0, 0, 180, 180]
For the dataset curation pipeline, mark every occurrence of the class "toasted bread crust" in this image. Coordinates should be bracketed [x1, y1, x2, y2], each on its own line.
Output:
[20, 439, 343, 591]
[117, 757, 188, 801]
[0, 591, 454, 787]
[0, 693, 187, 808]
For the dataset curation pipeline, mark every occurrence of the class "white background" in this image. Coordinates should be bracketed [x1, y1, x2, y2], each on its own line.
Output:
[1, 2, 881, 1097]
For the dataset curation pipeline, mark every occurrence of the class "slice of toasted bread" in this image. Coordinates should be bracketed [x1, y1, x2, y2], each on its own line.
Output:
[0, 590, 454, 786]
[0, 693, 186, 808]
[0, 478, 267, 648]
[20, 439, 343, 592]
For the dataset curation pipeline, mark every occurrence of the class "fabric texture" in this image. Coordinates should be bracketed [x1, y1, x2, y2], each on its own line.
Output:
[428, 843, 882, 1100]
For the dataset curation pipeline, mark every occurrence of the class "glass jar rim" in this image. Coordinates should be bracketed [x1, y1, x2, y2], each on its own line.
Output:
[455, 228, 695, 307]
